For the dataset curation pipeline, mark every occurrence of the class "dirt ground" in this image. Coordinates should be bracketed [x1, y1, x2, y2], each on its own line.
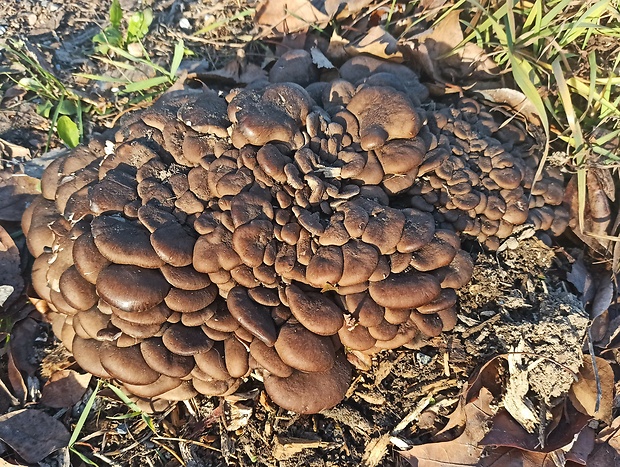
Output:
[0, 1, 612, 466]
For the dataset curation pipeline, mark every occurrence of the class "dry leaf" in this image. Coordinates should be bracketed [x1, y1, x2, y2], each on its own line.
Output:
[568, 356, 614, 424]
[0, 138, 30, 159]
[255, 0, 331, 34]
[0, 224, 23, 310]
[0, 172, 40, 222]
[480, 447, 567, 466]
[504, 341, 539, 433]
[193, 57, 268, 86]
[587, 416, 620, 465]
[566, 256, 595, 306]
[590, 277, 614, 320]
[400, 388, 494, 466]
[475, 88, 543, 128]
[310, 46, 334, 69]
[565, 426, 596, 465]
[39, 370, 92, 408]
[400, 9, 498, 82]
[8, 317, 40, 377]
[345, 26, 403, 61]
[0, 409, 70, 463]
[325, 0, 375, 19]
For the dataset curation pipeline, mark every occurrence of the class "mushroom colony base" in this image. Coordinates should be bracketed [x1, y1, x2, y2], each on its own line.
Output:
[22, 52, 569, 414]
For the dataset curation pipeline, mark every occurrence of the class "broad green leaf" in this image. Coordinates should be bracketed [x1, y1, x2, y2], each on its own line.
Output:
[56, 116, 80, 148]
[36, 100, 53, 118]
[121, 75, 170, 93]
[57, 99, 78, 115]
[109, 0, 123, 29]
[127, 8, 153, 42]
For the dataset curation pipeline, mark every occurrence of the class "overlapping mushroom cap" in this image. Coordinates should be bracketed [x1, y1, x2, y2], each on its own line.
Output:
[22, 52, 568, 414]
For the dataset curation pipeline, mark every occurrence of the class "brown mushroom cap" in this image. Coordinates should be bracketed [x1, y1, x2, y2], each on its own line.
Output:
[264, 351, 351, 414]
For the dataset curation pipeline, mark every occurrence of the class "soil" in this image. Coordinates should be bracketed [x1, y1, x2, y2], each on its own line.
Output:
[0, 1, 597, 466]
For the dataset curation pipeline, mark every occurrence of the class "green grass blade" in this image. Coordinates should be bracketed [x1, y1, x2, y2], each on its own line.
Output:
[121, 75, 170, 93]
[553, 57, 587, 231]
[69, 379, 102, 447]
[74, 73, 132, 83]
[104, 383, 157, 434]
[70, 447, 99, 466]
[169, 39, 185, 78]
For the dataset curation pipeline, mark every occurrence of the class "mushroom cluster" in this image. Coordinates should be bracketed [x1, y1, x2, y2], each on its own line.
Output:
[22, 51, 568, 414]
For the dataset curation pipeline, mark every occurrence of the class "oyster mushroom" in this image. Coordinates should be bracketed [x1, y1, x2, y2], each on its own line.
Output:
[22, 49, 569, 415]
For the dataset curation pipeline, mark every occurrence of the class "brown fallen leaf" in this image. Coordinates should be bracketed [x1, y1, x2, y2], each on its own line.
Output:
[8, 317, 40, 377]
[580, 417, 620, 466]
[345, 26, 403, 61]
[400, 9, 498, 83]
[39, 370, 92, 408]
[0, 171, 40, 222]
[481, 402, 590, 454]
[568, 356, 614, 424]
[255, 0, 332, 34]
[480, 447, 567, 466]
[566, 255, 595, 306]
[400, 387, 495, 466]
[0, 224, 24, 310]
[0, 409, 70, 463]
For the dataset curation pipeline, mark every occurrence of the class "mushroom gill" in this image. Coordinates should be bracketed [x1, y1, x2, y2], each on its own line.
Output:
[22, 52, 569, 414]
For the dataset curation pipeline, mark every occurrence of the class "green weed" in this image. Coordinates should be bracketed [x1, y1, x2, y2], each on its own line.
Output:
[0, 40, 88, 149]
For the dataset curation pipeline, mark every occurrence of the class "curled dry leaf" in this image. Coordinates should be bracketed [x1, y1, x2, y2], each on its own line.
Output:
[568, 355, 614, 424]
[400, 387, 495, 466]
[566, 255, 595, 306]
[475, 88, 544, 128]
[0, 224, 23, 309]
[345, 26, 403, 61]
[565, 173, 613, 253]
[39, 369, 92, 408]
[0, 409, 70, 464]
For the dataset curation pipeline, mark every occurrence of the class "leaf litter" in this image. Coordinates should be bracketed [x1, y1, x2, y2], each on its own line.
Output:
[1, 0, 620, 466]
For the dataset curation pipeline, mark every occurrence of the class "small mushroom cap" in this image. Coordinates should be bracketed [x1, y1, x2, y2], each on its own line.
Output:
[71, 336, 111, 378]
[305, 245, 344, 288]
[159, 264, 211, 291]
[164, 285, 218, 313]
[227, 286, 277, 345]
[72, 232, 111, 284]
[162, 323, 214, 356]
[274, 321, 336, 373]
[264, 351, 351, 414]
[91, 216, 165, 269]
[369, 272, 441, 309]
[347, 86, 422, 150]
[224, 337, 250, 378]
[96, 264, 171, 312]
[123, 375, 183, 399]
[58, 265, 98, 311]
[140, 337, 195, 378]
[193, 344, 231, 381]
[249, 339, 293, 377]
[99, 343, 161, 385]
[285, 285, 344, 336]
